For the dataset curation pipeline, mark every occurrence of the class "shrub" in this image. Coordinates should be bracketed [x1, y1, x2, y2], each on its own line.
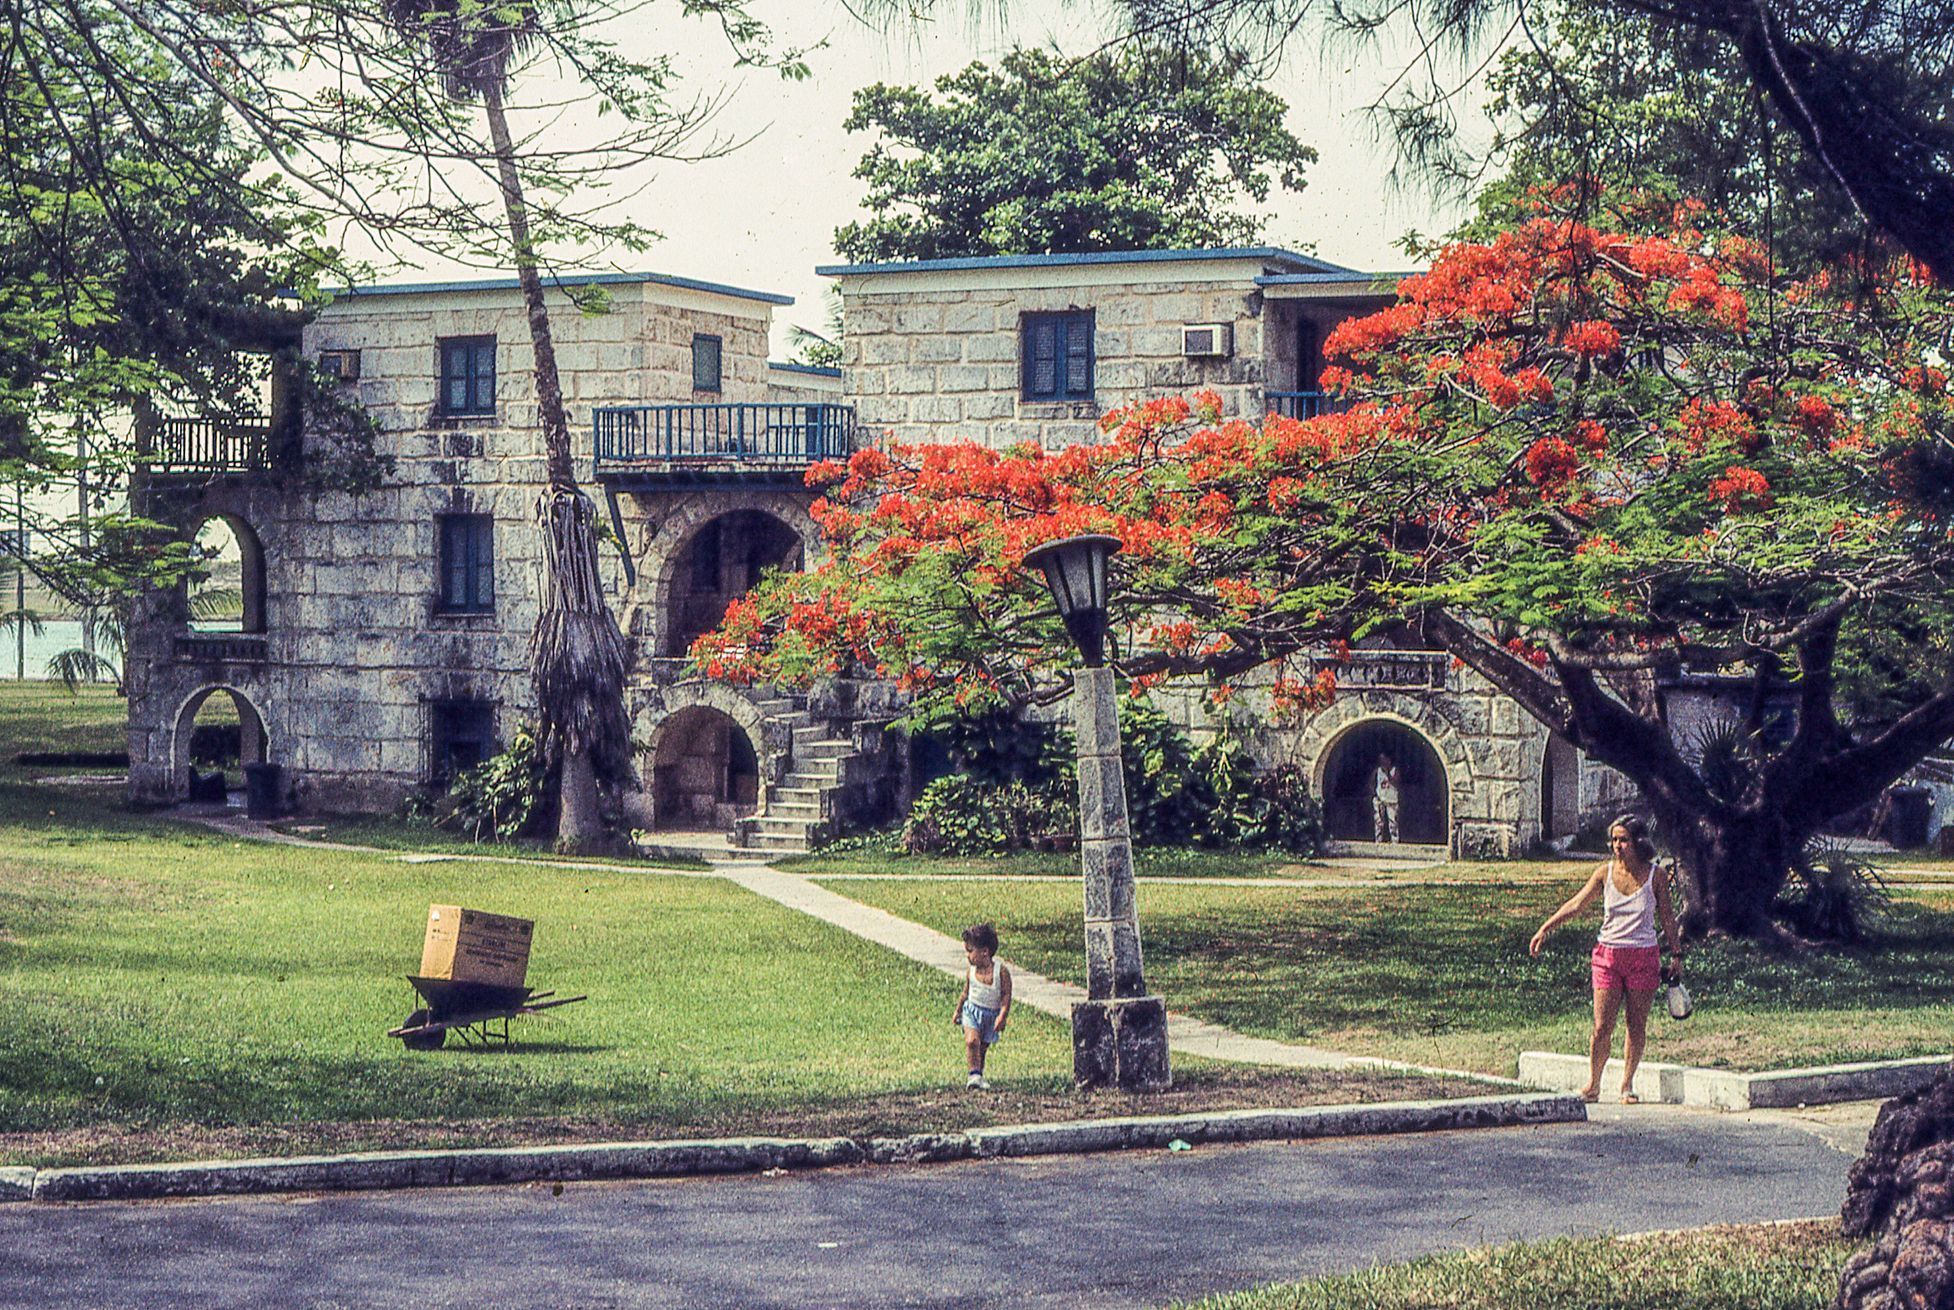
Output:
[1780, 842, 1891, 942]
[1193, 720, 1325, 855]
[900, 775, 1077, 855]
[435, 724, 547, 843]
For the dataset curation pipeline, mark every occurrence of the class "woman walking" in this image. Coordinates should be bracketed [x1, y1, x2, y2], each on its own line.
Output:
[1529, 815, 1684, 1103]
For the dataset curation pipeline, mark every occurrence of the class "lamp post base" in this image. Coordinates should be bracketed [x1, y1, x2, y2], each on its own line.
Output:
[1071, 996, 1171, 1091]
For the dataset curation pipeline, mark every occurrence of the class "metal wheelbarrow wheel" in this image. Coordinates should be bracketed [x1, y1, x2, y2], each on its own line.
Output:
[400, 1007, 446, 1050]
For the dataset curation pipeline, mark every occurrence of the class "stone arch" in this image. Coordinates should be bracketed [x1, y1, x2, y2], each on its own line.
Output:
[638, 493, 819, 659]
[1298, 697, 1471, 848]
[170, 684, 268, 799]
[641, 703, 763, 832]
[186, 511, 268, 633]
[633, 683, 781, 814]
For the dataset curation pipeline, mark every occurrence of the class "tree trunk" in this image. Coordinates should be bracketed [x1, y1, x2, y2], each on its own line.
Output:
[1646, 797, 1801, 940]
[480, 82, 635, 855]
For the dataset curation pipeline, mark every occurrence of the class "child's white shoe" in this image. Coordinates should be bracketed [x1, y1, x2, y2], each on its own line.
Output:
[966, 1072, 988, 1090]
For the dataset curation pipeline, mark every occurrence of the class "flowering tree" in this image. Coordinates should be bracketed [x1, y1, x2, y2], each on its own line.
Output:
[698, 204, 1954, 942]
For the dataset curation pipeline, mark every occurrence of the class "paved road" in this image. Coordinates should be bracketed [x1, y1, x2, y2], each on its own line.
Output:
[0, 1107, 1861, 1310]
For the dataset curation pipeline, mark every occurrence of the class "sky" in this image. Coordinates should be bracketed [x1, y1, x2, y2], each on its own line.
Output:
[359, 0, 1485, 359]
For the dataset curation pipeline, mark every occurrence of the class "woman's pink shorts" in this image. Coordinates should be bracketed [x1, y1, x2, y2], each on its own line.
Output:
[1591, 943, 1660, 993]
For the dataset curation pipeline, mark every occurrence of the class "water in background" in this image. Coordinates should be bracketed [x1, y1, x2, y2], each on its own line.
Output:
[1, 619, 121, 681]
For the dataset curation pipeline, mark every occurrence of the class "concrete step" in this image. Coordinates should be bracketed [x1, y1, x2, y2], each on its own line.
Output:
[767, 799, 823, 819]
[784, 768, 840, 788]
[748, 815, 822, 836]
[742, 831, 812, 852]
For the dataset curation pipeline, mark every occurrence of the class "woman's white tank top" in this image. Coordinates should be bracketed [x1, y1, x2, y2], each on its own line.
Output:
[967, 963, 1004, 1009]
[1597, 861, 1659, 949]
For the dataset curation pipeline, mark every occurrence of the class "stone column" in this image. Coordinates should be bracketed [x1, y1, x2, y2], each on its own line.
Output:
[1070, 664, 1170, 1091]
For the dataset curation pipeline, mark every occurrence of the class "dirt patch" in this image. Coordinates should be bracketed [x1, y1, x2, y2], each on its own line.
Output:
[1, 1066, 1496, 1168]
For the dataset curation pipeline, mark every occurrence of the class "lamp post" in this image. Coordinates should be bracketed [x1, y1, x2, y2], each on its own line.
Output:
[1022, 533, 1170, 1091]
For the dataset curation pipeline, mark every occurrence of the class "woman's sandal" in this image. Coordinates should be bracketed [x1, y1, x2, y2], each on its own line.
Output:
[1619, 1091, 1641, 1105]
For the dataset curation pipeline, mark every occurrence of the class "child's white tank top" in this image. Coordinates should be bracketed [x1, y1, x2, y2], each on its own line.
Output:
[967, 964, 1004, 1009]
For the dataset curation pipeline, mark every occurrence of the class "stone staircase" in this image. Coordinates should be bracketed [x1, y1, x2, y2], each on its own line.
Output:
[732, 697, 861, 855]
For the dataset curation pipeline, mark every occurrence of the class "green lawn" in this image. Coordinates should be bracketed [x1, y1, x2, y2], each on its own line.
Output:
[782, 845, 1592, 884]
[0, 781, 1488, 1167]
[819, 875, 1954, 1075]
[1175, 1222, 1857, 1310]
[275, 813, 712, 872]
[0, 681, 126, 763]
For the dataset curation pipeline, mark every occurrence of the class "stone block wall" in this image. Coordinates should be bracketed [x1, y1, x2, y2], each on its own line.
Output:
[838, 271, 1269, 449]
[126, 278, 786, 813]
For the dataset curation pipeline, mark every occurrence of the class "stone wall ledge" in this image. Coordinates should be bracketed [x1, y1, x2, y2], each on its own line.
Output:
[1517, 1050, 1948, 1110]
[14, 1093, 1581, 1204]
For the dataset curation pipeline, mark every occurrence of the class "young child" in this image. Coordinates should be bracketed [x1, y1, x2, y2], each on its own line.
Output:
[953, 922, 1012, 1090]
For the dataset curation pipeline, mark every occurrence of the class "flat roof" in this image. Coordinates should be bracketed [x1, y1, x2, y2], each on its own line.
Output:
[767, 361, 842, 378]
[816, 247, 1359, 278]
[1254, 270, 1415, 287]
[325, 269, 793, 306]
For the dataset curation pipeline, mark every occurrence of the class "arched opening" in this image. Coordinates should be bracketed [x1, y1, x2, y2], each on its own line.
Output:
[647, 706, 760, 831]
[666, 510, 803, 656]
[1322, 719, 1448, 845]
[187, 514, 266, 633]
[172, 685, 267, 802]
[1541, 733, 1582, 845]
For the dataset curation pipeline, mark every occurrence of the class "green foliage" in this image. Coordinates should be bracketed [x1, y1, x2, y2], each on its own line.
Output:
[899, 774, 1077, 856]
[1781, 844, 1892, 944]
[835, 45, 1316, 262]
[435, 724, 547, 842]
[906, 699, 1321, 856]
[1458, 3, 1863, 269]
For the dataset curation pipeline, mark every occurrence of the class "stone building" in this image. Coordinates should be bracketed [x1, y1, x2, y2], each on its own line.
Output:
[123, 250, 1635, 856]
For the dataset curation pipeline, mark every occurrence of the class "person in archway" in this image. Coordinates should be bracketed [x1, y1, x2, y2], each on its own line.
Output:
[1371, 752, 1401, 843]
[1528, 814, 1684, 1104]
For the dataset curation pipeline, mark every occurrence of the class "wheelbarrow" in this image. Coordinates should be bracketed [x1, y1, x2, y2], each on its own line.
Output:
[387, 976, 587, 1049]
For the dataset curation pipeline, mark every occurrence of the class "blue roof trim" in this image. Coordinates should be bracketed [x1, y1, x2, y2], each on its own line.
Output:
[327, 270, 793, 306]
[1255, 270, 1415, 287]
[767, 361, 843, 378]
[816, 247, 1358, 277]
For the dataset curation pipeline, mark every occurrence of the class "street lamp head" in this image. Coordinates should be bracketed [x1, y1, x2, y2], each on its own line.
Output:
[1022, 533, 1122, 667]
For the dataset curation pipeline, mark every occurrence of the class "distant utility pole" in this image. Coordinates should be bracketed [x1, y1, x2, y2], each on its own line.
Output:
[14, 482, 24, 682]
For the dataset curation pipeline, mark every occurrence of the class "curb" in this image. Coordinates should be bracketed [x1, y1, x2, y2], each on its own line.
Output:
[1517, 1051, 1948, 1109]
[10, 1092, 1583, 1205]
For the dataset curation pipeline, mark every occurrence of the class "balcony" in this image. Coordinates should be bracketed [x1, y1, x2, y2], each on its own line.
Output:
[174, 632, 268, 663]
[1266, 391, 1346, 421]
[593, 403, 856, 486]
[138, 417, 273, 476]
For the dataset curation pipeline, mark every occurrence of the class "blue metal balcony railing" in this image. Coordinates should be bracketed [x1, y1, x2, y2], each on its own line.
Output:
[1265, 391, 1347, 420]
[593, 403, 856, 474]
[139, 417, 272, 474]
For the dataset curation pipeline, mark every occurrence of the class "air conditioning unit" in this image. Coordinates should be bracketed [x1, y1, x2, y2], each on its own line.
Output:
[318, 348, 361, 382]
[1181, 323, 1232, 358]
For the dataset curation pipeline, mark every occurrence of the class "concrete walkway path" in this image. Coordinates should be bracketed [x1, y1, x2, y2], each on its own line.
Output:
[720, 865, 1505, 1083]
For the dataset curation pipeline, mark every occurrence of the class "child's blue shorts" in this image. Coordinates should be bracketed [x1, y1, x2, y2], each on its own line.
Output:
[961, 1001, 1001, 1044]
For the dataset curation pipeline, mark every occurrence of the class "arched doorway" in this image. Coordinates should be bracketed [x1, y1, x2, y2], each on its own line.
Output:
[1321, 719, 1449, 845]
[1541, 733, 1582, 844]
[665, 510, 803, 656]
[648, 706, 760, 831]
[172, 685, 267, 801]
[188, 514, 267, 633]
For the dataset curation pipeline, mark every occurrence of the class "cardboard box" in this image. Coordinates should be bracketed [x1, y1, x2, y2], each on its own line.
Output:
[419, 905, 533, 988]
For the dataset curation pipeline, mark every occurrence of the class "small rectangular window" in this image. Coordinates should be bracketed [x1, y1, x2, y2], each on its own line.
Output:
[438, 513, 495, 613]
[1021, 310, 1094, 402]
[318, 349, 361, 382]
[438, 336, 496, 416]
[430, 700, 496, 782]
[692, 333, 722, 393]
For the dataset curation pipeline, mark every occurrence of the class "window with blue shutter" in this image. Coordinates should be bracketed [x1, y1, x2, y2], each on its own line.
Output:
[438, 336, 497, 416]
[1021, 310, 1094, 402]
[692, 333, 723, 392]
[438, 513, 495, 613]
